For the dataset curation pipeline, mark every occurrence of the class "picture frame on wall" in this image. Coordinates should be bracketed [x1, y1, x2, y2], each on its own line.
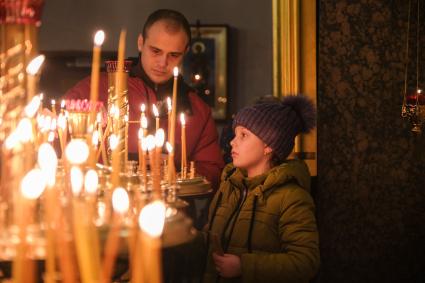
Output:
[182, 25, 228, 120]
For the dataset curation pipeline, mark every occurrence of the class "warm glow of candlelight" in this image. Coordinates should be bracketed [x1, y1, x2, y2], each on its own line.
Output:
[21, 168, 46, 199]
[61, 99, 65, 109]
[96, 113, 102, 123]
[138, 200, 166, 237]
[47, 132, 55, 143]
[5, 131, 19, 150]
[70, 166, 84, 196]
[109, 134, 119, 150]
[65, 139, 90, 165]
[84, 169, 98, 194]
[17, 118, 33, 142]
[146, 135, 155, 151]
[38, 143, 58, 187]
[94, 30, 105, 46]
[92, 130, 99, 146]
[166, 142, 173, 153]
[167, 97, 172, 112]
[155, 128, 165, 148]
[57, 114, 67, 130]
[26, 55, 45, 75]
[51, 99, 56, 107]
[141, 104, 146, 113]
[50, 119, 57, 131]
[152, 104, 159, 117]
[180, 113, 186, 125]
[141, 116, 148, 129]
[24, 95, 41, 118]
[112, 187, 130, 214]
[173, 67, 179, 77]
[141, 136, 149, 151]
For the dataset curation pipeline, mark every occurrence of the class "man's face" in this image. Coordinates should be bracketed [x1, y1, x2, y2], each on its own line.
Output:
[138, 20, 189, 84]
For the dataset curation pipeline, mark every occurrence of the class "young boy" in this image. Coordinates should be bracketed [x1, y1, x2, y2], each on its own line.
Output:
[203, 95, 320, 283]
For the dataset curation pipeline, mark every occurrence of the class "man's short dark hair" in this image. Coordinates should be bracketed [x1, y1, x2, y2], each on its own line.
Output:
[142, 9, 191, 47]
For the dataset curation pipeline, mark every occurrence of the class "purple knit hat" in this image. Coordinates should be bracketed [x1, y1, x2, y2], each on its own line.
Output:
[233, 95, 316, 160]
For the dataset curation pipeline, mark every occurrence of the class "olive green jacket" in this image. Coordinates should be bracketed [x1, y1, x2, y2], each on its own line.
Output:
[203, 160, 320, 283]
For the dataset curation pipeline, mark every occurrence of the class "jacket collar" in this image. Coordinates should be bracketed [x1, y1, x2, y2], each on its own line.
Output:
[129, 56, 194, 115]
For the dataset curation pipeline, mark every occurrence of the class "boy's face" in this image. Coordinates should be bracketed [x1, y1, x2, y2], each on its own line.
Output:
[138, 20, 189, 84]
[231, 126, 272, 177]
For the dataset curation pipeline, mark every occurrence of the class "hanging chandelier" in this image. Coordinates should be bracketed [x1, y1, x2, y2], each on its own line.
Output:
[401, 0, 425, 132]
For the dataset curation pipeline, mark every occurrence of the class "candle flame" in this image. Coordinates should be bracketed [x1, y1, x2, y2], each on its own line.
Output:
[17, 118, 33, 142]
[155, 128, 165, 148]
[166, 142, 173, 153]
[124, 115, 129, 122]
[24, 95, 41, 118]
[141, 116, 148, 129]
[167, 97, 172, 112]
[112, 187, 130, 214]
[139, 200, 166, 237]
[51, 99, 56, 106]
[65, 139, 90, 165]
[26, 55, 45, 75]
[152, 104, 159, 117]
[180, 113, 186, 126]
[173, 67, 179, 77]
[94, 30, 105, 46]
[21, 168, 46, 199]
[109, 134, 119, 150]
[96, 113, 102, 123]
[61, 99, 65, 109]
[145, 135, 155, 151]
[84, 169, 98, 194]
[141, 104, 146, 112]
[70, 166, 84, 196]
[47, 131, 55, 143]
[92, 130, 99, 145]
[38, 143, 58, 187]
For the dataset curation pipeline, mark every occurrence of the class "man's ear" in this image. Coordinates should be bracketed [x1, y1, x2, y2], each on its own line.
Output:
[137, 34, 144, 52]
[184, 45, 190, 54]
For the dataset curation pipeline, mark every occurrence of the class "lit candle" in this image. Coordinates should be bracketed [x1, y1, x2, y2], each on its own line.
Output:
[146, 135, 156, 193]
[167, 67, 179, 185]
[102, 187, 129, 283]
[65, 139, 89, 165]
[26, 55, 45, 102]
[71, 166, 100, 283]
[51, 99, 56, 115]
[152, 104, 160, 132]
[167, 97, 172, 141]
[138, 128, 143, 172]
[14, 168, 46, 283]
[180, 113, 187, 179]
[154, 129, 165, 197]
[166, 142, 175, 184]
[141, 136, 149, 189]
[141, 115, 148, 137]
[57, 112, 67, 157]
[38, 143, 59, 283]
[90, 30, 105, 124]
[140, 103, 146, 120]
[135, 200, 166, 283]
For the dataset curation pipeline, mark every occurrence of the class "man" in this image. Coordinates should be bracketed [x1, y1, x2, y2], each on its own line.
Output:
[66, 9, 224, 190]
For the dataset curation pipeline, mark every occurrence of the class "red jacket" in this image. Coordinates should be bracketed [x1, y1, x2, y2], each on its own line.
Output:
[65, 63, 224, 190]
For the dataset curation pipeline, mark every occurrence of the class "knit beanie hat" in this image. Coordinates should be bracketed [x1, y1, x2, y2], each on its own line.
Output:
[233, 95, 316, 160]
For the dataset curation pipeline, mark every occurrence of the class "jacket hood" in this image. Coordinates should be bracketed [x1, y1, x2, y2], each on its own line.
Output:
[221, 159, 311, 193]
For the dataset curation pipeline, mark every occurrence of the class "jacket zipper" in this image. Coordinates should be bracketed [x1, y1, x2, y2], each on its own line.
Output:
[222, 186, 248, 252]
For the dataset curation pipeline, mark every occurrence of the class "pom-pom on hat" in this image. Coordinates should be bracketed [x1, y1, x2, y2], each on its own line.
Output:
[233, 95, 316, 160]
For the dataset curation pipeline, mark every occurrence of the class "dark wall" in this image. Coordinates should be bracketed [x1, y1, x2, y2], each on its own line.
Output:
[317, 1, 425, 282]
